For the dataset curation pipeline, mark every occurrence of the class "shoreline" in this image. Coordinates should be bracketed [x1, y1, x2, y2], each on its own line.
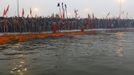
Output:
[0, 31, 97, 45]
[0, 28, 134, 45]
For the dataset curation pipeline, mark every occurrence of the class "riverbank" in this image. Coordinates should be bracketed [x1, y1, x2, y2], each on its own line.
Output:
[0, 31, 97, 45]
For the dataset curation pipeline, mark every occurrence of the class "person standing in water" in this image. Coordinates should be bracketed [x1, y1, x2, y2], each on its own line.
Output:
[51, 22, 59, 33]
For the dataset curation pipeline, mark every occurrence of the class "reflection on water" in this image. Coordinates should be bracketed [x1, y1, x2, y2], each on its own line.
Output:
[116, 32, 124, 57]
[10, 54, 28, 75]
[0, 32, 134, 75]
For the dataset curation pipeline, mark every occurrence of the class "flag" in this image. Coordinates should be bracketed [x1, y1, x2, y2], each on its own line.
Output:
[74, 9, 78, 19]
[57, 3, 60, 7]
[65, 4, 67, 9]
[2, 8, 6, 17]
[92, 13, 95, 19]
[106, 12, 110, 18]
[61, 2, 65, 19]
[22, 8, 25, 17]
[62, 2, 64, 7]
[2, 5, 10, 17]
[65, 4, 68, 18]
[5, 5, 10, 14]
[107, 12, 110, 16]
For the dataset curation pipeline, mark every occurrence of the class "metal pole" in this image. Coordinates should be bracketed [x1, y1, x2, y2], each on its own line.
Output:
[17, 0, 19, 17]
[65, 4, 68, 19]
[118, 0, 122, 28]
[119, 0, 122, 19]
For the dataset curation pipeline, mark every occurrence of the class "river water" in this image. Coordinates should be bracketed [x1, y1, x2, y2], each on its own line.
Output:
[0, 31, 134, 75]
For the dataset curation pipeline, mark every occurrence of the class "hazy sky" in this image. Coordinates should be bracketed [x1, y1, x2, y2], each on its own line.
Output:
[0, 0, 134, 18]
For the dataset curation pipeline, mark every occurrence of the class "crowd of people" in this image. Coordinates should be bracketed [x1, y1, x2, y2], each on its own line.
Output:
[0, 17, 134, 33]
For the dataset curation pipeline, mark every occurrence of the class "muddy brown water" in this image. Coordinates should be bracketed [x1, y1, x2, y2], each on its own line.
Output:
[0, 31, 134, 75]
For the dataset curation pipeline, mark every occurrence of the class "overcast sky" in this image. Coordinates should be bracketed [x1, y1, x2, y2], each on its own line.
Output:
[0, 0, 134, 18]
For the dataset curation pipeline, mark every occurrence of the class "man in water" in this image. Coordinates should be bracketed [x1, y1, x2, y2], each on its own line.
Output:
[51, 22, 59, 33]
